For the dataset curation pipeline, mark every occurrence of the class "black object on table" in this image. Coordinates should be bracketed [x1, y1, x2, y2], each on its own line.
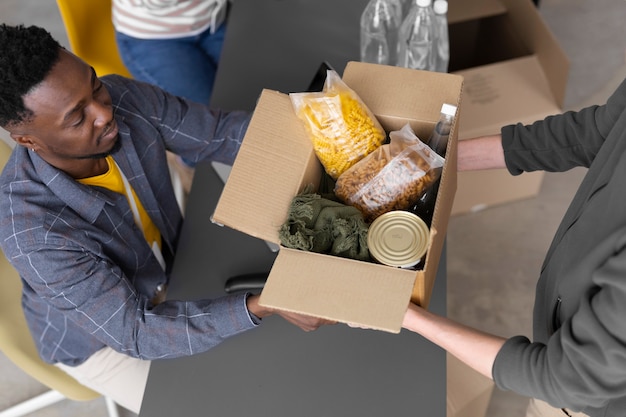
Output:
[139, 1, 447, 416]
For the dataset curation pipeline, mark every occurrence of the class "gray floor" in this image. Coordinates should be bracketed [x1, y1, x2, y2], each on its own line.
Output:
[1, 1, 626, 416]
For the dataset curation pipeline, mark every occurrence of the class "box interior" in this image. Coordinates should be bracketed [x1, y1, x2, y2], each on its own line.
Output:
[212, 62, 463, 332]
[449, 14, 529, 73]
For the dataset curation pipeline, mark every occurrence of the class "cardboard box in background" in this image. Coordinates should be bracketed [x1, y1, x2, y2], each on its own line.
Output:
[447, 354, 495, 417]
[448, 0, 569, 215]
[213, 62, 463, 332]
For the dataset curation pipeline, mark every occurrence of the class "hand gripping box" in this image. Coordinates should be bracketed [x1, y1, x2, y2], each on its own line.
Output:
[212, 62, 463, 332]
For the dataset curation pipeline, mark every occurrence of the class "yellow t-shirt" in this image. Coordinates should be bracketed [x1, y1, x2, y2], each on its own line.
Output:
[78, 156, 161, 250]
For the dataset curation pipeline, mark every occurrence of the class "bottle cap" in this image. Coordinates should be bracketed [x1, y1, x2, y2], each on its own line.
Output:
[433, 0, 448, 14]
[441, 103, 457, 117]
[367, 211, 430, 268]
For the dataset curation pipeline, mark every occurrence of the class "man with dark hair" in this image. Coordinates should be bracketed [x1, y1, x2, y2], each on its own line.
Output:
[0, 25, 61, 127]
[0, 24, 328, 413]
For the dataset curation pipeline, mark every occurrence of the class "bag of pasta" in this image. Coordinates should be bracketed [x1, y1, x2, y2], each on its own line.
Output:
[290, 70, 386, 180]
[334, 124, 445, 221]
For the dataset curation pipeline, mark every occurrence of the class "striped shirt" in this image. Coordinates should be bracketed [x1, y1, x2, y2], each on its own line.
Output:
[112, 0, 227, 39]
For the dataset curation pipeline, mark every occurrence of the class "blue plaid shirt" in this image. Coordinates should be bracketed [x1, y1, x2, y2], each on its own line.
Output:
[0, 75, 257, 366]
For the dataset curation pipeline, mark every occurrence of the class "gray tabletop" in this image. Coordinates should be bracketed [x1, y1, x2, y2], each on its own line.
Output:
[139, 1, 447, 416]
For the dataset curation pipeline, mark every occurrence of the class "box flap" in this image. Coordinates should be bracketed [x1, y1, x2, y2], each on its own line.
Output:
[212, 89, 321, 244]
[498, 0, 569, 108]
[259, 248, 416, 333]
[448, 0, 506, 25]
[343, 62, 464, 134]
[455, 56, 562, 140]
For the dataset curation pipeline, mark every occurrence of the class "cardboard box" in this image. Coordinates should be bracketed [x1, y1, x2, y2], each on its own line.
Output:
[447, 354, 495, 417]
[213, 62, 463, 332]
[447, 0, 569, 214]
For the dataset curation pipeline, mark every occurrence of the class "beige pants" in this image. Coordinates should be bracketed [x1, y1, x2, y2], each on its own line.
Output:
[56, 347, 151, 414]
[525, 398, 590, 417]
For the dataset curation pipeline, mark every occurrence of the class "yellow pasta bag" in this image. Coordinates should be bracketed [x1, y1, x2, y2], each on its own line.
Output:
[290, 70, 386, 179]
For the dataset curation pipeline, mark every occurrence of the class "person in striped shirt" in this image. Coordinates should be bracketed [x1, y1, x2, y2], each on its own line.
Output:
[113, 0, 231, 187]
[113, 0, 229, 106]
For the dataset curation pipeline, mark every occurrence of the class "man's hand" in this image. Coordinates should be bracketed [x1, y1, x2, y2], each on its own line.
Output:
[246, 294, 335, 332]
[274, 309, 336, 332]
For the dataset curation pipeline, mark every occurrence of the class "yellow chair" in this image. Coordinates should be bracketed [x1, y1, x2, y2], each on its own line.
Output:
[56, 0, 187, 210]
[56, 0, 131, 77]
[0, 142, 120, 417]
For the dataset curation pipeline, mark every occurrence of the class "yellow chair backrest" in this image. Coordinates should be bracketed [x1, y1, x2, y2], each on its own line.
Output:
[56, 0, 132, 78]
[0, 141, 100, 401]
[0, 140, 12, 168]
[0, 141, 11, 168]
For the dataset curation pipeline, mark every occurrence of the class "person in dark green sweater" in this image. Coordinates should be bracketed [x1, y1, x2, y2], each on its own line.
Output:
[402, 77, 626, 417]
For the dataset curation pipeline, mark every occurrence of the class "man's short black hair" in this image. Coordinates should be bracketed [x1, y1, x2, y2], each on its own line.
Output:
[0, 24, 61, 128]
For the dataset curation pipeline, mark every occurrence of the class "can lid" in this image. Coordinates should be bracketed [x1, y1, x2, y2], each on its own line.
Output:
[367, 211, 430, 268]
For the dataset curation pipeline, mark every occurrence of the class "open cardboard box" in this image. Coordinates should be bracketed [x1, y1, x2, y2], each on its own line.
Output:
[212, 62, 463, 333]
[448, 0, 569, 214]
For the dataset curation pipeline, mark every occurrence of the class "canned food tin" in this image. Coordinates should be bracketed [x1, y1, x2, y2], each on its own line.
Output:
[367, 211, 430, 268]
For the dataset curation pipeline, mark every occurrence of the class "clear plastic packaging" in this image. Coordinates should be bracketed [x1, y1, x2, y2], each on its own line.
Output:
[433, 0, 450, 73]
[397, 0, 436, 71]
[360, 0, 403, 65]
[334, 123, 445, 221]
[290, 70, 386, 180]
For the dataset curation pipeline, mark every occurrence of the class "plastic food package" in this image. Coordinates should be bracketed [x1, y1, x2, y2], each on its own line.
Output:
[334, 123, 445, 221]
[290, 70, 386, 179]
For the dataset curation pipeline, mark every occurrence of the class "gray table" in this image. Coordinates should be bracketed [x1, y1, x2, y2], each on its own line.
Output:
[139, 1, 447, 416]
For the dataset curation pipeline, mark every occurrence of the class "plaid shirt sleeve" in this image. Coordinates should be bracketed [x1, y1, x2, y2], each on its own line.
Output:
[0, 75, 258, 365]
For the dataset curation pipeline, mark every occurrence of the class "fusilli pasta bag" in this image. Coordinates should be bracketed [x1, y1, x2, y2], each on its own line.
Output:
[290, 70, 386, 180]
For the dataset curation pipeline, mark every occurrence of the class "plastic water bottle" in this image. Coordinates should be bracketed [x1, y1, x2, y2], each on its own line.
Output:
[399, 0, 413, 17]
[397, 0, 436, 71]
[433, 0, 450, 72]
[409, 103, 457, 226]
[360, 0, 403, 65]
